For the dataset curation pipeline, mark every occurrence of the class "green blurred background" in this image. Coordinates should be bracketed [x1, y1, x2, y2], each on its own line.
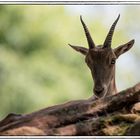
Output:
[0, 5, 140, 119]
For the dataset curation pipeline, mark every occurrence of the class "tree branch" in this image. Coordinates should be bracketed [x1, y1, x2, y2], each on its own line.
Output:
[0, 82, 140, 135]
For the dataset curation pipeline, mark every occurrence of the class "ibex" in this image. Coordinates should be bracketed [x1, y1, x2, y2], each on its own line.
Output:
[69, 15, 135, 98]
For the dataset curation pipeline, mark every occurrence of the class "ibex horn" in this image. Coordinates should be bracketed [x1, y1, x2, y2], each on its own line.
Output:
[103, 14, 120, 48]
[80, 15, 95, 49]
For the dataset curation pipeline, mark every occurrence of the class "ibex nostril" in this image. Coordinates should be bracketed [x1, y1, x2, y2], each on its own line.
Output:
[95, 87, 104, 94]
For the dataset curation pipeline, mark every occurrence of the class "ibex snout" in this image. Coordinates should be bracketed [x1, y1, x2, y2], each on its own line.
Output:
[94, 85, 106, 98]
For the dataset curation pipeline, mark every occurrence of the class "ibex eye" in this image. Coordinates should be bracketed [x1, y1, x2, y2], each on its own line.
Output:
[111, 59, 116, 64]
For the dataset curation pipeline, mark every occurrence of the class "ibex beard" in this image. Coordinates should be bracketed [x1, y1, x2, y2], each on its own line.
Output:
[69, 14, 135, 98]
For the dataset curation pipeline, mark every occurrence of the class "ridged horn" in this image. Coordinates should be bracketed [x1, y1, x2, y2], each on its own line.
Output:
[103, 14, 120, 48]
[80, 15, 95, 49]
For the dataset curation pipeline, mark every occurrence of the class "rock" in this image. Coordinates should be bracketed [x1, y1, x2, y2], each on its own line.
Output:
[125, 121, 140, 135]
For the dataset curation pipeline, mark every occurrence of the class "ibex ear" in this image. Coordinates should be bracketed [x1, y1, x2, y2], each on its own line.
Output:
[114, 39, 135, 58]
[68, 44, 88, 55]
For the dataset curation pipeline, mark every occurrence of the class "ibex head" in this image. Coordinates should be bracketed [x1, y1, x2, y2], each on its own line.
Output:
[69, 15, 135, 98]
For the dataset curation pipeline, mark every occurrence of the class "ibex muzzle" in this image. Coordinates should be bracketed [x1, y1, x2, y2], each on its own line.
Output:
[69, 15, 135, 98]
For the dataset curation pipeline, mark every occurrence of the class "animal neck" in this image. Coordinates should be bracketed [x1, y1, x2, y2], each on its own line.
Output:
[106, 67, 117, 96]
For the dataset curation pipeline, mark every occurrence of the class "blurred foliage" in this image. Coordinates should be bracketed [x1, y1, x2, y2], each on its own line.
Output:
[0, 5, 139, 119]
[0, 6, 92, 119]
